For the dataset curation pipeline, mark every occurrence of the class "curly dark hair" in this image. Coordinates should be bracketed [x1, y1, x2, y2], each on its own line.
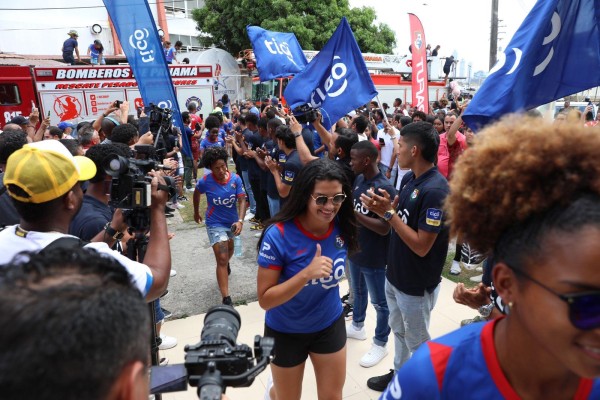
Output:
[0, 129, 27, 164]
[85, 143, 130, 183]
[446, 116, 600, 264]
[201, 146, 228, 169]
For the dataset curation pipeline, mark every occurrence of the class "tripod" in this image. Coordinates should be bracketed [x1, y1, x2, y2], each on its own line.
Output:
[126, 228, 163, 400]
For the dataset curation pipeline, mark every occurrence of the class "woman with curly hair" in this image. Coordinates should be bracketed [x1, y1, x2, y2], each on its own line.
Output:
[380, 116, 600, 399]
[193, 147, 246, 306]
[257, 158, 358, 400]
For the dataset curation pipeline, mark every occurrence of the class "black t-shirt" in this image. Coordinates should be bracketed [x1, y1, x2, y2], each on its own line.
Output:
[337, 157, 355, 187]
[238, 128, 251, 171]
[69, 195, 113, 241]
[0, 173, 19, 228]
[266, 140, 280, 198]
[386, 167, 450, 296]
[350, 172, 396, 268]
[246, 131, 264, 180]
[279, 150, 302, 208]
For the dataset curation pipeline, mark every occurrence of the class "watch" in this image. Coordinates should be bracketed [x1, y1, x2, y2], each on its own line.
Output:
[104, 222, 124, 240]
[383, 209, 396, 221]
[478, 303, 494, 319]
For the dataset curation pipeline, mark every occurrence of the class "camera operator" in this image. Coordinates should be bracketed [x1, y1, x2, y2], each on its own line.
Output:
[0, 246, 152, 400]
[0, 140, 172, 301]
[93, 100, 130, 143]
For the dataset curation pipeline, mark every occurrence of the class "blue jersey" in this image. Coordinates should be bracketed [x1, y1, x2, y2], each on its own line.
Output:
[196, 172, 245, 228]
[380, 319, 600, 399]
[200, 137, 225, 150]
[258, 219, 346, 333]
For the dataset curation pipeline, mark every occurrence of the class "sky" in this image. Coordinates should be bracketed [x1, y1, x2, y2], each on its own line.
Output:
[349, 0, 536, 74]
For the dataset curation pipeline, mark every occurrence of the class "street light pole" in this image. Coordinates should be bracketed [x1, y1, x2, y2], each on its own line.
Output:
[490, 0, 499, 70]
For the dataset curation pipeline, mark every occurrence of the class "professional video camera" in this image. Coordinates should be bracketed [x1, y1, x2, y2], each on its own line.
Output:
[146, 103, 174, 136]
[292, 103, 319, 124]
[151, 305, 274, 400]
[101, 144, 176, 229]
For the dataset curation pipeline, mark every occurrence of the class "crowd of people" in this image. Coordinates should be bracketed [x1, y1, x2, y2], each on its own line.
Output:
[1, 91, 600, 400]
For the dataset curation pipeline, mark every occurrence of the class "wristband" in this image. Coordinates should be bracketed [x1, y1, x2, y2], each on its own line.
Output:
[104, 222, 124, 240]
[294, 133, 302, 138]
[238, 219, 243, 223]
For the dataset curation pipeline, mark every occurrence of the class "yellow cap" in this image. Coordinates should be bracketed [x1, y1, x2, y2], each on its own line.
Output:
[4, 140, 96, 203]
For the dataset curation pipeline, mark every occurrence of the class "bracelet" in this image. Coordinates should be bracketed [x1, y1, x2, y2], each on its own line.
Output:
[294, 133, 302, 138]
[102, 113, 107, 118]
[238, 219, 243, 223]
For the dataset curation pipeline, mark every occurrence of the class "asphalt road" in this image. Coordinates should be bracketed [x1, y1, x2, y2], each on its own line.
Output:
[160, 211, 262, 320]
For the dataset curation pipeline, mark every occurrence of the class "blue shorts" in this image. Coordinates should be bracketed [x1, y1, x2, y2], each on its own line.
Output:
[206, 225, 234, 246]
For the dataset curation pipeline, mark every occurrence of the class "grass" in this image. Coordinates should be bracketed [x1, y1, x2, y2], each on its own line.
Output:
[441, 249, 482, 288]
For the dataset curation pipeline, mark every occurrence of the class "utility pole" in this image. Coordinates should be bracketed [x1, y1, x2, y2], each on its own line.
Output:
[489, 0, 499, 70]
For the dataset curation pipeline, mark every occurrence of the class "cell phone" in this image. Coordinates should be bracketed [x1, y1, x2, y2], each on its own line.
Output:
[379, 138, 385, 146]
[195, 122, 201, 131]
[31, 101, 35, 112]
[47, 110, 51, 117]
[114, 100, 122, 108]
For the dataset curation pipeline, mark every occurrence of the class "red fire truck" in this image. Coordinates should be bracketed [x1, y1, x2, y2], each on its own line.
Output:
[0, 63, 216, 126]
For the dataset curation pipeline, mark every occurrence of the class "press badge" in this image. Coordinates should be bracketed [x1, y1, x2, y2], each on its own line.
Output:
[426, 208, 442, 226]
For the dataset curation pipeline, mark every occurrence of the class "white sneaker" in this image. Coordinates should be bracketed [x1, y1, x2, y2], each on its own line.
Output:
[470, 274, 483, 283]
[244, 212, 255, 221]
[158, 334, 177, 350]
[264, 373, 273, 400]
[360, 343, 388, 367]
[173, 203, 185, 209]
[346, 323, 367, 340]
[449, 260, 461, 275]
[185, 187, 195, 193]
[170, 269, 177, 277]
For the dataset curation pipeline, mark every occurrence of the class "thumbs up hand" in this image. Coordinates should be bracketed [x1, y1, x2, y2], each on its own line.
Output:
[303, 244, 333, 280]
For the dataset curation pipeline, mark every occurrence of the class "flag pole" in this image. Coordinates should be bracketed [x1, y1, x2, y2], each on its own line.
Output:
[376, 95, 390, 125]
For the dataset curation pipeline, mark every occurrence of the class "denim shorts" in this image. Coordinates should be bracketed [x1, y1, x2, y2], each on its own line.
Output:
[206, 225, 234, 246]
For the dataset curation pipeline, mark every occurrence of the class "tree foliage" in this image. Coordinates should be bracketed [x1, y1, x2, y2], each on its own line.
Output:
[191, 0, 396, 56]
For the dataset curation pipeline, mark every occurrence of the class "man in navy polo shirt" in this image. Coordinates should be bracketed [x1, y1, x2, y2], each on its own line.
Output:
[361, 121, 450, 391]
[347, 140, 396, 368]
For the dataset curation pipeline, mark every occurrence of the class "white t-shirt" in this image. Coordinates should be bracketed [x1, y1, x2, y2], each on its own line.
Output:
[0, 225, 153, 296]
[357, 133, 368, 142]
[378, 128, 399, 169]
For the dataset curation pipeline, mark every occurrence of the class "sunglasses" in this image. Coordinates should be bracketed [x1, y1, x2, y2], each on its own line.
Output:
[509, 266, 600, 330]
[310, 193, 346, 206]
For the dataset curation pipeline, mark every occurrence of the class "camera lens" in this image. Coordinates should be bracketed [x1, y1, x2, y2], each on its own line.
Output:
[201, 305, 241, 346]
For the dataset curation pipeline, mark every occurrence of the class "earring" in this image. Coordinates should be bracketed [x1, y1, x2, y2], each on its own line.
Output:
[508, 301, 514, 309]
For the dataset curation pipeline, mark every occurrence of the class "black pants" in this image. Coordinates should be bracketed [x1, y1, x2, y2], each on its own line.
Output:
[249, 178, 269, 222]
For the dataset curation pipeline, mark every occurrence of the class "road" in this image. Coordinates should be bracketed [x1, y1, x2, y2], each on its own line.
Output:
[160, 212, 262, 320]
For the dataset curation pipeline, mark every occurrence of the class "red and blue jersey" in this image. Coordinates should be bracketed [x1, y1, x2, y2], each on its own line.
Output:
[257, 219, 346, 333]
[380, 319, 600, 399]
[196, 172, 245, 228]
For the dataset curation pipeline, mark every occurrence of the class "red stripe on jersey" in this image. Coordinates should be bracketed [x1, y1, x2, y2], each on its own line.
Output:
[293, 218, 334, 240]
[427, 341, 453, 391]
[275, 222, 285, 236]
[206, 206, 215, 218]
[575, 378, 594, 399]
[259, 264, 282, 271]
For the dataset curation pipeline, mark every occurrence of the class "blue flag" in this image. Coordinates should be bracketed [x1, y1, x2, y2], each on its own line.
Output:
[103, 0, 190, 157]
[283, 17, 378, 130]
[247, 26, 308, 82]
[463, 0, 600, 130]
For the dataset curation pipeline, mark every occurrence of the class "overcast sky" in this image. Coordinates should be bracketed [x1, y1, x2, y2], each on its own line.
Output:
[349, 0, 537, 73]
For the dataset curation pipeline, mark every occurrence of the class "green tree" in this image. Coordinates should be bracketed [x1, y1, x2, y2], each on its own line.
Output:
[191, 0, 396, 56]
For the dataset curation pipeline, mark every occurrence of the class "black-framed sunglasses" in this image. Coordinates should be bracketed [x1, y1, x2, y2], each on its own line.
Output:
[310, 193, 347, 206]
[509, 266, 600, 330]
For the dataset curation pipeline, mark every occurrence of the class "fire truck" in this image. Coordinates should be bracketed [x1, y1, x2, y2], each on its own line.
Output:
[240, 49, 451, 107]
[0, 62, 216, 126]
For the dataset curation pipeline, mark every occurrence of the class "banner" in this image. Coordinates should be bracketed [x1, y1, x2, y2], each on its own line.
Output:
[283, 17, 377, 130]
[246, 26, 308, 82]
[103, 0, 190, 157]
[463, 0, 600, 130]
[408, 13, 429, 113]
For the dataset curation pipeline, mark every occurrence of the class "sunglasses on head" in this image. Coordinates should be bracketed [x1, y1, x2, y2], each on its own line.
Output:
[310, 193, 346, 206]
[509, 266, 600, 330]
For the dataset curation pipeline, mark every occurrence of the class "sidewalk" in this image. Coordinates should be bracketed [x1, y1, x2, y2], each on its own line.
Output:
[160, 277, 477, 400]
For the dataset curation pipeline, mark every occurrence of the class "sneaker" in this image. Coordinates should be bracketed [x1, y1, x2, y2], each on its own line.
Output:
[161, 308, 172, 320]
[250, 223, 264, 231]
[470, 274, 483, 283]
[367, 370, 395, 392]
[173, 203, 185, 209]
[360, 343, 388, 367]
[165, 212, 174, 218]
[254, 232, 262, 238]
[264, 374, 273, 400]
[343, 303, 353, 320]
[249, 217, 260, 224]
[165, 205, 175, 213]
[185, 187, 195, 193]
[449, 260, 461, 275]
[222, 296, 233, 306]
[158, 334, 177, 350]
[177, 195, 188, 202]
[346, 323, 367, 340]
[170, 269, 177, 277]
[159, 357, 169, 366]
[244, 212, 255, 221]
[227, 263, 231, 276]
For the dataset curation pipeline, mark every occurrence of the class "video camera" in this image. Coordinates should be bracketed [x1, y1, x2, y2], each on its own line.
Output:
[101, 144, 176, 229]
[292, 103, 319, 124]
[146, 103, 173, 136]
[151, 305, 274, 400]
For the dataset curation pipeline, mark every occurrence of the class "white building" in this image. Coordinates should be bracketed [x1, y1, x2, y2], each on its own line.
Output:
[0, 0, 205, 57]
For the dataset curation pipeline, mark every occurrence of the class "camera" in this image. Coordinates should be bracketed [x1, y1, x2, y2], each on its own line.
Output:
[114, 100, 122, 108]
[151, 305, 274, 400]
[292, 103, 319, 124]
[102, 144, 176, 229]
[145, 103, 173, 136]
